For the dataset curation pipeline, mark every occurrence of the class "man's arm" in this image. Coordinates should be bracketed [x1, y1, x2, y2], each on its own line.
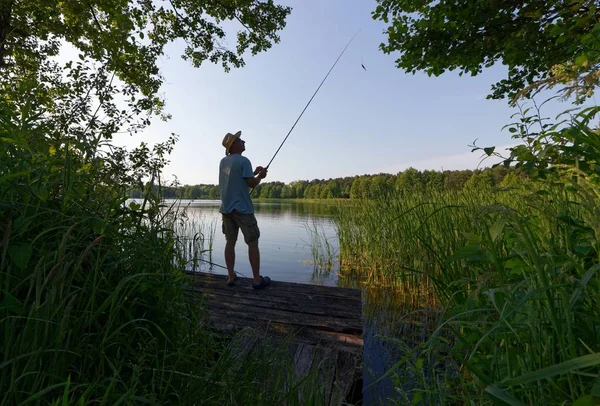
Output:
[245, 176, 261, 188]
[245, 167, 267, 188]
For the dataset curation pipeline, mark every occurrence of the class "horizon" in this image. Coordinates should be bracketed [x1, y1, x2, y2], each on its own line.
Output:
[163, 157, 512, 187]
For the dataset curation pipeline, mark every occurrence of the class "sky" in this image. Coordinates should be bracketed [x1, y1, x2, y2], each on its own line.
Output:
[105, 0, 577, 186]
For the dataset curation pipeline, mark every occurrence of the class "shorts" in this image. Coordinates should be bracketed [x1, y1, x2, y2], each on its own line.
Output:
[222, 211, 260, 244]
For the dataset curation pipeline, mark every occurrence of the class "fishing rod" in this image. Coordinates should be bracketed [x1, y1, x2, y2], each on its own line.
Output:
[252, 29, 362, 193]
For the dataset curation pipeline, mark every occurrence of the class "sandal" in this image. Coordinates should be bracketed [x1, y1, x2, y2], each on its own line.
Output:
[226, 275, 238, 287]
[252, 276, 271, 290]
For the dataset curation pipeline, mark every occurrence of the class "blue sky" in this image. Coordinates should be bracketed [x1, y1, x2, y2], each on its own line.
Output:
[109, 0, 576, 186]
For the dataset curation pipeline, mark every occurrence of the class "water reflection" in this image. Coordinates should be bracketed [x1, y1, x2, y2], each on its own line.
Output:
[170, 199, 339, 286]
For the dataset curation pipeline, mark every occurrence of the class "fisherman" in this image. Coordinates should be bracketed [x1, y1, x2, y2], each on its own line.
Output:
[219, 131, 271, 289]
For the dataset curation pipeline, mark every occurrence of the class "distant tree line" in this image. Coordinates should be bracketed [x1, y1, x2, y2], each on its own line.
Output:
[129, 166, 525, 199]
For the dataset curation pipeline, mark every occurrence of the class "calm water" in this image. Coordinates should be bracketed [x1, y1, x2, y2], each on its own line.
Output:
[168, 198, 427, 405]
[175, 199, 340, 285]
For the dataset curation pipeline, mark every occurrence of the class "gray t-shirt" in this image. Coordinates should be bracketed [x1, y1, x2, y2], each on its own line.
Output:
[219, 154, 255, 214]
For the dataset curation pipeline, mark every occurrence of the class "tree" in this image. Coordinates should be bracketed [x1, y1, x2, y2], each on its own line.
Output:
[396, 168, 423, 192]
[260, 183, 273, 198]
[2, 0, 291, 108]
[422, 170, 445, 191]
[369, 174, 390, 198]
[290, 180, 306, 199]
[270, 184, 282, 198]
[464, 170, 494, 190]
[372, 0, 600, 102]
[350, 177, 365, 199]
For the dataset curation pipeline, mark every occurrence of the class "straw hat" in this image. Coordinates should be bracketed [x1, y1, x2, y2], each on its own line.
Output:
[222, 131, 242, 155]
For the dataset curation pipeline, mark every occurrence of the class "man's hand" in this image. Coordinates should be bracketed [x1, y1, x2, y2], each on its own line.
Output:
[256, 167, 268, 179]
[246, 166, 268, 188]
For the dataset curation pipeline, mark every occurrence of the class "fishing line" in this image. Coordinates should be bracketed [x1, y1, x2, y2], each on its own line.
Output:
[191, 257, 253, 282]
[263, 28, 362, 172]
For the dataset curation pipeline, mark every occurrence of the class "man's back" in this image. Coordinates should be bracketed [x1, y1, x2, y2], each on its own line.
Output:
[219, 154, 254, 214]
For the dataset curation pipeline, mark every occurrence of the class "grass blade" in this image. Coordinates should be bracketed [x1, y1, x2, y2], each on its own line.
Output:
[501, 353, 600, 387]
[485, 385, 526, 406]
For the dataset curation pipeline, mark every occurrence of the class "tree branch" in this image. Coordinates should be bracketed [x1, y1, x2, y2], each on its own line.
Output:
[0, 0, 15, 68]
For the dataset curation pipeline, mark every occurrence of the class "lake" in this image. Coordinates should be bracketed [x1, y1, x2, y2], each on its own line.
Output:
[169, 198, 427, 404]
[173, 199, 341, 286]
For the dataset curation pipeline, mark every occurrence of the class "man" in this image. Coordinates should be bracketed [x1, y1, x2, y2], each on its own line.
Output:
[219, 130, 271, 289]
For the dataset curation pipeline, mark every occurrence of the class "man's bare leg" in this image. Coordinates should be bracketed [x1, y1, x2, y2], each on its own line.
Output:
[248, 240, 261, 285]
[224, 240, 236, 283]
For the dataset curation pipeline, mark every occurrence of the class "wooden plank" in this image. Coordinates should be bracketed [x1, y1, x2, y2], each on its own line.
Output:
[210, 315, 363, 353]
[206, 304, 362, 334]
[328, 350, 361, 406]
[189, 279, 363, 310]
[187, 288, 362, 320]
[198, 295, 362, 329]
[186, 271, 362, 300]
[186, 271, 364, 353]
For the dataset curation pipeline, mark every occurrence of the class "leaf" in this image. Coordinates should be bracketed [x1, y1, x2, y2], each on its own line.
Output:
[415, 358, 424, 371]
[569, 264, 600, 311]
[8, 244, 32, 270]
[447, 244, 487, 263]
[485, 385, 526, 406]
[412, 390, 424, 405]
[592, 373, 600, 398]
[574, 54, 588, 67]
[501, 353, 600, 387]
[90, 218, 105, 235]
[489, 218, 507, 241]
[505, 257, 525, 275]
[35, 185, 49, 201]
[484, 146, 496, 156]
[572, 395, 595, 406]
[0, 292, 23, 315]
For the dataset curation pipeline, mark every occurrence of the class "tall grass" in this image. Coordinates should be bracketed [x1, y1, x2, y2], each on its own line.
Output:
[304, 219, 339, 276]
[333, 179, 600, 404]
[166, 202, 218, 271]
[1, 186, 336, 404]
[1, 110, 330, 406]
[0, 47, 336, 405]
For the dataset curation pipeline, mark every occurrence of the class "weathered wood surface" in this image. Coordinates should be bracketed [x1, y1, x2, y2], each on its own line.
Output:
[185, 271, 364, 352]
[228, 330, 362, 406]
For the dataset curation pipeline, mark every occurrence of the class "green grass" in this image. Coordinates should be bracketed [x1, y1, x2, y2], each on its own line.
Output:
[0, 159, 333, 404]
[0, 191, 336, 405]
[331, 180, 600, 405]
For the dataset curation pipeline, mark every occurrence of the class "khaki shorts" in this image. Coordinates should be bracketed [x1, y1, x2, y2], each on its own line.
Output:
[222, 211, 260, 244]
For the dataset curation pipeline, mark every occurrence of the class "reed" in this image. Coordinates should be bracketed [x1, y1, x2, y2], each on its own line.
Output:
[304, 219, 338, 276]
[332, 180, 600, 404]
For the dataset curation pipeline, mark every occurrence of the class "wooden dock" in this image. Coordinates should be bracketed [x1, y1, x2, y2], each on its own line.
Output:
[186, 271, 363, 352]
[185, 271, 364, 405]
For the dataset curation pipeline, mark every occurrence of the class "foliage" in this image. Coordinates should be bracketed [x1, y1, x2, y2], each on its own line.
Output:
[0, 0, 338, 403]
[479, 101, 600, 183]
[148, 166, 524, 200]
[333, 107, 600, 404]
[1, 0, 291, 107]
[372, 0, 600, 102]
